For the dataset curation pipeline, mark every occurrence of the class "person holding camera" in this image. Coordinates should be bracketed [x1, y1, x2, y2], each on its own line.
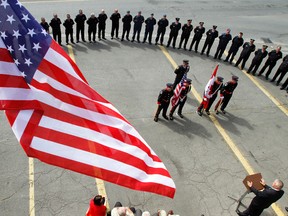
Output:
[86, 195, 106, 216]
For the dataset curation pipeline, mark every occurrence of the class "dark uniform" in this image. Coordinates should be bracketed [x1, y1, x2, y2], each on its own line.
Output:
[235, 39, 256, 69]
[154, 83, 174, 122]
[110, 10, 121, 39]
[98, 11, 108, 40]
[63, 15, 75, 44]
[178, 20, 193, 50]
[247, 45, 268, 75]
[166, 18, 181, 48]
[189, 22, 205, 53]
[271, 55, 288, 85]
[280, 77, 288, 92]
[142, 14, 156, 44]
[197, 77, 223, 116]
[201, 25, 218, 56]
[132, 12, 144, 42]
[214, 29, 232, 60]
[169, 79, 192, 120]
[49, 15, 62, 45]
[40, 18, 49, 33]
[155, 15, 169, 45]
[75, 11, 87, 42]
[173, 60, 190, 89]
[86, 14, 98, 43]
[121, 11, 132, 41]
[258, 47, 283, 79]
[224, 33, 244, 63]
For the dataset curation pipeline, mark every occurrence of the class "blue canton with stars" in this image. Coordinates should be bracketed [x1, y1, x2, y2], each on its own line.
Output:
[0, 0, 52, 83]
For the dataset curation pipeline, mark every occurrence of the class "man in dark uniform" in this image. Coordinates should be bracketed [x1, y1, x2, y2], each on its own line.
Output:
[131, 11, 144, 43]
[98, 9, 108, 40]
[215, 75, 238, 114]
[280, 77, 288, 93]
[121, 11, 132, 41]
[247, 45, 268, 75]
[166, 18, 181, 49]
[189, 21, 205, 53]
[110, 9, 121, 39]
[258, 46, 282, 79]
[40, 17, 49, 33]
[63, 14, 75, 45]
[155, 15, 169, 46]
[178, 19, 193, 50]
[173, 60, 190, 89]
[197, 76, 223, 116]
[237, 179, 284, 216]
[201, 25, 218, 56]
[270, 54, 288, 85]
[49, 14, 62, 46]
[214, 28, 232, 60]
[86, 13, 98, 43]
[75, 9, 87, 42]
[154, 83, 174, 122]
[224, 32, 244, 64]
[142, 13, 156, 44]
[235, 39, 256, 69]
[169, 78, 192, 120]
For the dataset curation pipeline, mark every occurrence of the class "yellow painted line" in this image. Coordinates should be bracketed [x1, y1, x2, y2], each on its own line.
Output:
[29, 157, 35, 216]
[160, 46, 285, 216]
[67, 44, 110, 211]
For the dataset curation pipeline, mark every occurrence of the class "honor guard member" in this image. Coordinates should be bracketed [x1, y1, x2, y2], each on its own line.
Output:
[154, 83, 174, 122]
[201, 25, 218, 56]
[49, 14, 62, 46]
[280, 77, 288, 93]
[40, 17, 49, 33]
[75, 9, 87, 42]
[235, 39, 256, 69]
[214, 28, 232, 60]
[224, 32, 244, 64]
[173, 60, 190, 89]
[63, 14, 75, 45]
[86, 13, 99, 43]
[258, 46, 283, 79]
[178, 19, 193, 50]
[169, 78, 192, 120]
[155, 15, 169, 45]
[121, 11, 132, 41]
[131, 11, 144, 43]
[98, 9, 108, 40]
[110, 9, 121, 39]
[247, 45, 268, 75]
[215, 75, 238, 114]
[197, 76, 223, 116]
[270, 54, 288, 85]
[142, 13, 156, 44]
[189, 21, 205, 53]
[166, 18, 181, 49]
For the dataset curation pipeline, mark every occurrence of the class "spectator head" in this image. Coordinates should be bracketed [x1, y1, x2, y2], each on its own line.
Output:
[226, 28, 231, 34]
[101, 9, 105, 14]
[93, 195, 104, 206]
[142, 211, 151, 216]
[90, 13, 95, 18]
[41, 17, 45, 22]
[79, 9, 83, 14]
[276, 46, 281, 52]
[239, 32, 243, 37]
[67, 14, 70, 19]
[115, 9, 118, 13]
[272, 179, 284, 191]
[53, 13, 58, 19]
[158, 209, 167, 216]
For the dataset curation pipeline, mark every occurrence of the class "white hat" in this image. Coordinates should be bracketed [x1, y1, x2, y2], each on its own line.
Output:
[142, 211, 151, 216]
[111, 207, 135, 216]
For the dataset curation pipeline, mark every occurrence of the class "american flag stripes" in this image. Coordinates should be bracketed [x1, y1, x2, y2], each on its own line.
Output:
[0, 0, 175, 198]
[171, 73, 187, 107]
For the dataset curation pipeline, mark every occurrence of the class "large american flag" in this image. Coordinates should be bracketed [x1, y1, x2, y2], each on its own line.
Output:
[0, 0, 175, 198]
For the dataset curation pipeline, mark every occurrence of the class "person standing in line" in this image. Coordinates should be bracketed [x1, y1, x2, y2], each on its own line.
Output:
[98, 9, 108, 40]
[75, 9, 87, 42]
[155, 14, 169, 46]
[142, 13, 156, 44]
[49, 13, 62, 46]
[214, 28, 232, 60]
[270, 54, 288, 85]
[280, 77, 288, 93]
[173, 60, 190, 89]
[121, 11, 132, 41]
[224, 32, 244, 64]
[189, 21, 205, 53]
[86, 13, 98, 43]
[178, 19, 193, 50]
[235, 39, 256, 70]
[247, 45, 268, 75]
[201, 25, 218, 57]
[63, 14, 75, 45]
[131, 11, 144, 43]
[40, 17, 50, 33]
[110, 9, 121, 39]
[166, 17, 181, 49]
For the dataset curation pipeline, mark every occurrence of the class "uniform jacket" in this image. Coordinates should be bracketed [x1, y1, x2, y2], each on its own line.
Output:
[181, 24, 193, 36]
[157, 18, 169, 30]
[86, 17, 99, 31]
[174, 65, 189, 85]
[63, 19, 74, 31]
[98, 13, 108, 27]
[267, 50, 283, 63]
[122, 14, 132, 27]
[110, 12, 121, 25]
[75, 14, 87, 26]
[221, 81, 238, 95]
[230, 36, 244, 51]
[133, 15, 144, 28]
[206, 29, 218, 42]
[40, 22, 49, 32]
[193, 26, 205, 39]
[279, 55, 288, 70]
[169, 22, 181, 34]
[240, 42, 256, 57]
[253, 49, 268, 63]
[144, 17, 156, 31]
[49, 18, 62, 32]
[218, 33, 232, 47]
[157, 89, 173, 104]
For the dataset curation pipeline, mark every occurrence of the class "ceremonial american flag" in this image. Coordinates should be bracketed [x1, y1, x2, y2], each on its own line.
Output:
[203, 64, 219, 109]
[171, 73, 187, 107]
[0, 0, 175, 198]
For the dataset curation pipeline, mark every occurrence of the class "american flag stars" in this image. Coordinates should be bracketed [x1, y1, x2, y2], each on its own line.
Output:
[0, 0, 9, 9]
